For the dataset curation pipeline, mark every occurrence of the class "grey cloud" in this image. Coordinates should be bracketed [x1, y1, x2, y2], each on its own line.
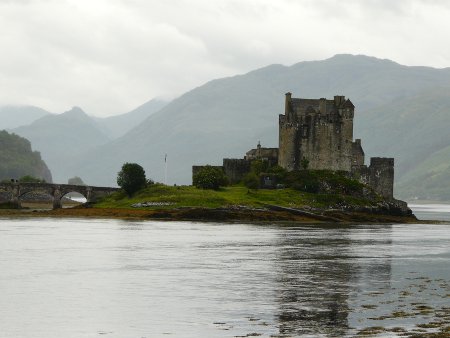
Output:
[0, 0, 449, 116]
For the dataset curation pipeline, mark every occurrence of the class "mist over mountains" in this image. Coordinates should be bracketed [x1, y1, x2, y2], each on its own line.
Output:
[5, 54, 450, 200]
[0, 106, 52, 130]
[93, 99, 167, 139]
[9, 99, 167, 183]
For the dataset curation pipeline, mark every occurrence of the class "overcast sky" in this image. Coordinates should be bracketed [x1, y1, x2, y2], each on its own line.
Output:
[1, 0, 450, 117]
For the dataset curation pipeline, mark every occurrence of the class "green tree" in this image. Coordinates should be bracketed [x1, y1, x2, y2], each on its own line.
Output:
[117, 163, 147, 196]
[242, 172, 259, 190]
[68, 176, 85, 185]
[268, 165, 287, 182]
[193, 165, 228, 190]
[250, 159, 270, 176]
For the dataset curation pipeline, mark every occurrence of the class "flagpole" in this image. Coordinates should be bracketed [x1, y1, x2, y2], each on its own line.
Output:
[164, 154, 168, 185]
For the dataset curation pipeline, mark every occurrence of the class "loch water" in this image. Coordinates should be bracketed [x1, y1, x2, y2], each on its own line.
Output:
[0, 206, 449, 337]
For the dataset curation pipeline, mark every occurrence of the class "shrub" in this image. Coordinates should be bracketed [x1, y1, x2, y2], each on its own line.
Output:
[242, 172, 260, 190]
[250, 159, 270, 176]
[193, 166, 228, 190]
[19, 175, 46, 183]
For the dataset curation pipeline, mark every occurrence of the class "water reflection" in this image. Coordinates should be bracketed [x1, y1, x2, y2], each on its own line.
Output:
[0, 219, 448, 338]
[274, 226, 392, 336]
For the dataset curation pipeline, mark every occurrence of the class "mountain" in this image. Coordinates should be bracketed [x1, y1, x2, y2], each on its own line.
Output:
[66, 54, 450, 201]
[12, 107, 110, 183]
[94, 99, 167, 138]
[0, 105, 52, 129]
[0, 130, 52, 182]
[357, 87, 450, 200]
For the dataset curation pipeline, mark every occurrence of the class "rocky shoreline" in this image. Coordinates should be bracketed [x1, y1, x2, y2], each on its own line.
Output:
[0, 202, 418, 224]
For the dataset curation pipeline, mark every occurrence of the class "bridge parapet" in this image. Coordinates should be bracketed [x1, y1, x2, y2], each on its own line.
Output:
[0, 182, 119, 209]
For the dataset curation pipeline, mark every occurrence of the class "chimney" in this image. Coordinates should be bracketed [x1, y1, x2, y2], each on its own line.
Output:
[319, 98, 327, 114]
[334, 95, 345, 106]
[285, 92, 292, 115]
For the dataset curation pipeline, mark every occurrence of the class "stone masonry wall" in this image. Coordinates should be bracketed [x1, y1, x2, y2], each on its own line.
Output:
[352, 157, 394, 200]
[222, 159, 251, 184]
[279, 94, 355, 172]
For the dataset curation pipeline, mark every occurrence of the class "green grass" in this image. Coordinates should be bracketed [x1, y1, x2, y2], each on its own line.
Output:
[95, 184, 375, 210]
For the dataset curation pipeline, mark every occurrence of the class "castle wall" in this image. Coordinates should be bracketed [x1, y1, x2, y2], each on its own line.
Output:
[192, 92, 396, 201]
[278, 115, 298, 170]
[222, 159, 251, 184]
[352, 157, 394, 200]
[352, 139, 365, 167]
[279, 94, 355, 172]
[245, 144, 278, 165]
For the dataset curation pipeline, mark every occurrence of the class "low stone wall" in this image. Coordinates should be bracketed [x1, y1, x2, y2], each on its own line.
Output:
[222, 159, 251, 184]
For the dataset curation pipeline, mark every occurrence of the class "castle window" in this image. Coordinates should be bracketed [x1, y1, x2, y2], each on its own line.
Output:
[302, 125, 309, 138]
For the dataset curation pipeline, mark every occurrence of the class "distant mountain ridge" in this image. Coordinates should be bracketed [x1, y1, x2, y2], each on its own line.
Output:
[94, 99, 167, 139]
[65, 54, 450, 201]
[9, 99, 167, 183]
[12, 107, 111, 183]
[0, 105, 53, 129]
[6, 54, 450, 200]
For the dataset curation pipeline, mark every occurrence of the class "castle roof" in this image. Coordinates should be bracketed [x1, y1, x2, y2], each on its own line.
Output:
[288, 96, 354, 115]
[343, 99, 355, 108]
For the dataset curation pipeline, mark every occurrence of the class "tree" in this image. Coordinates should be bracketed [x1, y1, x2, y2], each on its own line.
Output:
[68, 176, 85, 185]
[117, 163, 147, 196]
[243, 172, 259, 190]
[250, 159, 270, 176]
[268, 165, 287, 182]
[193, 165, 228, 190]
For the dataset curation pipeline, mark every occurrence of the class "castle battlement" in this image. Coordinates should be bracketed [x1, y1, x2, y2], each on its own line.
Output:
[279, 93, 359, 172]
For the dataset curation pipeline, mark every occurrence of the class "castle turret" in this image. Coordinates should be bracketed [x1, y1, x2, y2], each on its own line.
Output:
[369, 157, 394, 200]
[285, 92, 292, 118]
[334, 95, 345, 106]
[319, 98, 327, 114]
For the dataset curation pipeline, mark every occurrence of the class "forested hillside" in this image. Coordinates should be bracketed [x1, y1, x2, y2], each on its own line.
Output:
[0, 130, 52, 182]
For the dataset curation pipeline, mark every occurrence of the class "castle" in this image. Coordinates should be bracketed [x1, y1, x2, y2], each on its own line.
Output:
[193, 93, 395, 200]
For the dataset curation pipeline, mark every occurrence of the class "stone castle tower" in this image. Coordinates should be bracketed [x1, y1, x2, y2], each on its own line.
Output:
[279, 93, 364, 171]
[193, 92, 396, 200]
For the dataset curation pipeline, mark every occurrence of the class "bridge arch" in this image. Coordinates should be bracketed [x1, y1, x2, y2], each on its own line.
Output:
[0, 182, 118, 209]
[59, 191, 88, 208]
[18, 190, 53, 208]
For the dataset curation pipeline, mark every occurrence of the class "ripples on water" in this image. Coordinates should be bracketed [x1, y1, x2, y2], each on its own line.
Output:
[410, 203, 450, 221]
[0, 212, 449, 337]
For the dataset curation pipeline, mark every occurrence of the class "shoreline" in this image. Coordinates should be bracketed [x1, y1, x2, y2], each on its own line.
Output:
[0, 205, 422, 224]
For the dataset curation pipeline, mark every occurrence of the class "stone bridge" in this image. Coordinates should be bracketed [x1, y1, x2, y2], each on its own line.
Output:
[0, 182, 119, 209]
